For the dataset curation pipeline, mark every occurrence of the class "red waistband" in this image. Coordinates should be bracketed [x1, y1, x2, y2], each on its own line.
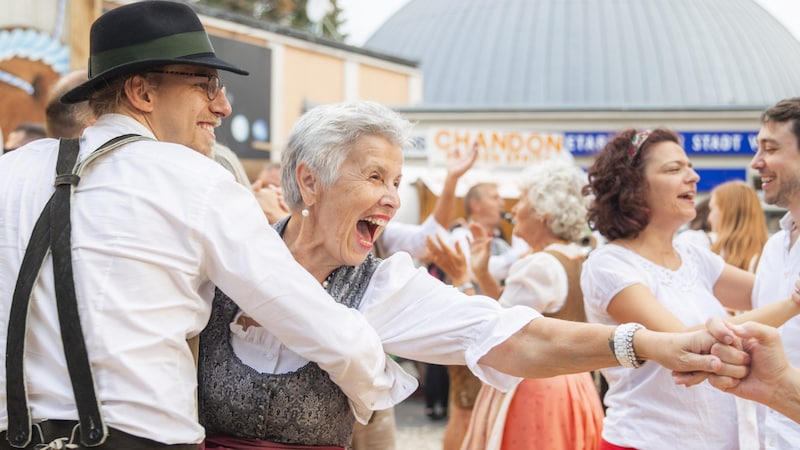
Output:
[600, 438, 637, 450]
[203, 436, 345, 450]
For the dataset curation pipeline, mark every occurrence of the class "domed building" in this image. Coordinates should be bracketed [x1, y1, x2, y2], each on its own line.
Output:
[366, 0, 800, 110]
[362, 0, 800, 226]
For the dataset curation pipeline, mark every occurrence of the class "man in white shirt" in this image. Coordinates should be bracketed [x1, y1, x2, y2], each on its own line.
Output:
[0, 2, 405, 448]
[450, 182, 527, 284]
[750, 96, 800, 449]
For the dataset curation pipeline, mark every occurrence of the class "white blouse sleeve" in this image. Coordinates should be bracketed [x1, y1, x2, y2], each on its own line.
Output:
[360, 252, 541, 392]
[499, 252, 567, 314]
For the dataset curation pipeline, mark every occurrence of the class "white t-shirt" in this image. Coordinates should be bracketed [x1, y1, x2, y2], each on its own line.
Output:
[752, 212, 800, 449]
[581, 241, 738, 449]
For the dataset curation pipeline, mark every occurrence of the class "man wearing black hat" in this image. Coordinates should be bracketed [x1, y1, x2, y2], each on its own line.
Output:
[0, 2, 410, 449]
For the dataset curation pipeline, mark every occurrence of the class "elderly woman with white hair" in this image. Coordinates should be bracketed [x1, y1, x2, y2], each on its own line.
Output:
[433, 159, 605, 450]
[197, 101, 746, 450]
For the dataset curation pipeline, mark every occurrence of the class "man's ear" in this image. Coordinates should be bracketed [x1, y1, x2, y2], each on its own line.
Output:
[296, 162, 318, 207]
[124, 75, 155, 113]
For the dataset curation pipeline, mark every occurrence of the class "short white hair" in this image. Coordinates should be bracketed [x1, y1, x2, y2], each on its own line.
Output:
[518, 159, 590, 242]
[281, 101, 413, 210]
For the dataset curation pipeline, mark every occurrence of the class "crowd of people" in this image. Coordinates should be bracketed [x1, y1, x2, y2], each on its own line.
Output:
[1, 2, 800, 450]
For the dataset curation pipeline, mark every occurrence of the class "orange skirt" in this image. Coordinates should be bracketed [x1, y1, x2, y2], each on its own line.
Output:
[462, 372, 604, 450]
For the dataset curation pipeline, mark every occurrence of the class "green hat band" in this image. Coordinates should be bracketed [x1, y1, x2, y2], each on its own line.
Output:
[90, 31, 215, 76]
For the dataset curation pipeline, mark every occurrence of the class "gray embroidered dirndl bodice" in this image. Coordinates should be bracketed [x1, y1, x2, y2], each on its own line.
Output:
[198, 216, 380, 446]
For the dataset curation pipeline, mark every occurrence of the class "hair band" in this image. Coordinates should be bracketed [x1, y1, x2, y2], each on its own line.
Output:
[628, 130, 651, 160]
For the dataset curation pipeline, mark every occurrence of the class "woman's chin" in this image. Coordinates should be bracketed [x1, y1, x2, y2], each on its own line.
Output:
[345, 246, 372, 265]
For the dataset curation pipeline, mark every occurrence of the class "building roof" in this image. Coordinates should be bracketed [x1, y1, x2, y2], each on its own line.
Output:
[365, 0, 800, 110]
[185, 1, 419, 68]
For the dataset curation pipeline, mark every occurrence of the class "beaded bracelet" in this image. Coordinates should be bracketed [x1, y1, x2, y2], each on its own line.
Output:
[612, 322, 646, 368]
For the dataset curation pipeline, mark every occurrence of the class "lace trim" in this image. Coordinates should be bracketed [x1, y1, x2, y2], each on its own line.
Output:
[616, 243, 701, 292]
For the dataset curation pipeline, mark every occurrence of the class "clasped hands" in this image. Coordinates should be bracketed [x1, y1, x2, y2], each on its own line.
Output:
[674, 317, 795, 415]
[674, 284, 800, 401]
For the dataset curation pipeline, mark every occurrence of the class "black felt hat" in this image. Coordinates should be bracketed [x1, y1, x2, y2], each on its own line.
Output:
[61, 1, 249, 104]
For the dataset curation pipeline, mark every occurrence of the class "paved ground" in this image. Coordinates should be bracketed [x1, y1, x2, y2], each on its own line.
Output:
[394, 395, 446, 450]
[392, 359, 447, 450]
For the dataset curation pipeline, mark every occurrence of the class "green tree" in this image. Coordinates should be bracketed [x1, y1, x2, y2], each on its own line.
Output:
[319, 0, 347, 41]
[194, 0, 347, 41]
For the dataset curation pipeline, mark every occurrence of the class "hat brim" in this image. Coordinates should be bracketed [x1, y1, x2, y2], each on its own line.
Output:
[60, 53, 249, 104]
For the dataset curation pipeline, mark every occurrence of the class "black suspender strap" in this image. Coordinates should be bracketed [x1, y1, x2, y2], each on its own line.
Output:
[6, 134, 147, 448]
[5, 156, 66, 449]
[49, 138, 106, 447]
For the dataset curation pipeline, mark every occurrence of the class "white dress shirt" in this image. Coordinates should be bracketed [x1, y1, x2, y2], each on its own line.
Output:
[232, 252, 541, 393]
[752, 212, 800, 449]
[380, 214, 448, 259]
[0, 114, 409, 444]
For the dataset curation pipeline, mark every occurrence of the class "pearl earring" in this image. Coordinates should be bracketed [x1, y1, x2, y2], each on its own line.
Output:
[301, 208, 309, 217]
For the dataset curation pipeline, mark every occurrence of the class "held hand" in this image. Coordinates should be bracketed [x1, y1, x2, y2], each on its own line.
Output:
[707, 321, 791, 406]
[672, 318, 750, 387]
[672, 318, 747, 387]
[635, 327, 748, 384]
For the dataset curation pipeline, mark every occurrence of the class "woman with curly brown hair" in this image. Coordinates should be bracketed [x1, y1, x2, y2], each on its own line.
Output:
[580, 128, 800, 450]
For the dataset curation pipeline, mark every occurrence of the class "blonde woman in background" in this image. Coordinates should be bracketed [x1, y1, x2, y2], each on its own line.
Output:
[707, 180, 769, 272]
[676, 180, 768, 272]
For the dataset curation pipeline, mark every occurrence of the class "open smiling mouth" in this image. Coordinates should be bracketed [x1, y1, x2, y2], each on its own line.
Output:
[356, 217, 387, 244]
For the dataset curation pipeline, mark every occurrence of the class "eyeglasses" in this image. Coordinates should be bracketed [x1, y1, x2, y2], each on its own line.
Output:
[147, 70, 224, 101]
